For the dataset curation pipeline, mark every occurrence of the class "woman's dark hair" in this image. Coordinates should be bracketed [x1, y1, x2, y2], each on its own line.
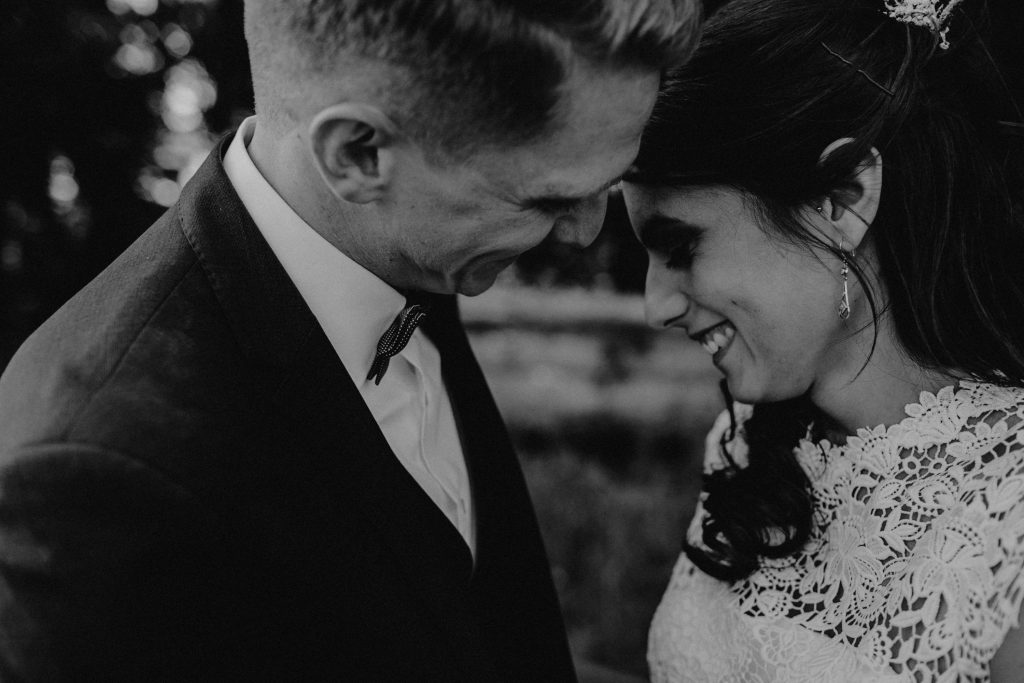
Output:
[629, 0, 1024, 580]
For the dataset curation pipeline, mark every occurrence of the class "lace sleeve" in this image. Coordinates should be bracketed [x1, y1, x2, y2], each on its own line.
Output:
[654, 382, 1024, 682]
[965, 398, 1024, 647]
[800, 382, 1024, 680]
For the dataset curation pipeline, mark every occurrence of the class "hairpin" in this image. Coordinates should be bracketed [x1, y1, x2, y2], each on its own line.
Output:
[820, 42, 895, 97]
[998, 121, 1024, 137]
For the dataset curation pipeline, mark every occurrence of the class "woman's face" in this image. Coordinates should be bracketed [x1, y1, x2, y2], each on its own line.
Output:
[622, 184, 857, 404]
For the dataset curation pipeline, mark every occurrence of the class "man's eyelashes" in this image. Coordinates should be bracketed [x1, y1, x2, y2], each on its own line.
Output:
[532, 198, 582, 215]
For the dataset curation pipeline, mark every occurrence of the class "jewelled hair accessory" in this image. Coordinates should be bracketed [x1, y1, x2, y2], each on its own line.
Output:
[820, 0, 968, 95]
[883, 0, 966, 49]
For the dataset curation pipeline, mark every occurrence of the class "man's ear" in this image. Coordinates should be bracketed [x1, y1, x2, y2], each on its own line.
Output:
[308, 103, 398, 204]
[816, 137, 883, 251]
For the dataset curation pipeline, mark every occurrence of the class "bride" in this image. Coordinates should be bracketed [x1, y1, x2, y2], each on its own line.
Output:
[622, 0, 1024, 680]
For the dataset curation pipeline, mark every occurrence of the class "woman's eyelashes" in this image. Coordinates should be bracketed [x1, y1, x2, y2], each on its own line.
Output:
[665, 238, 698, 269]
[640, 219, 703, 271]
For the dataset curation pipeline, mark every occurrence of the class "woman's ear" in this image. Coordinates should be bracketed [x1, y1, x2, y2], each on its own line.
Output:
[307, 103, 398, 204]
[817, 137, 883, 251]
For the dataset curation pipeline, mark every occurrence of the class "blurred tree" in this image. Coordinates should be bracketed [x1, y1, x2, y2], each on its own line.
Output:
[0, 0, 653, 373]
[0, 0, 250, 367]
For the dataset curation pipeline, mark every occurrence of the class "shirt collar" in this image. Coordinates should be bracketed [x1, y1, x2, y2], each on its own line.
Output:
[223, 116, 406, 387]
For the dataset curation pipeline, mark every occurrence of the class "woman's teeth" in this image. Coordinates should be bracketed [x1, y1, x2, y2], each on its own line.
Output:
[700, 322, 735, 355]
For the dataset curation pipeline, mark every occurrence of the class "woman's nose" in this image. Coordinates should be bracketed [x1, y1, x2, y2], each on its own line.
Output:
[644, 261, 690, 330]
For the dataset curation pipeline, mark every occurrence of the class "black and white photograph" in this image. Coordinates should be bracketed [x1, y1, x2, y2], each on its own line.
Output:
[2, 0, 1024, 681]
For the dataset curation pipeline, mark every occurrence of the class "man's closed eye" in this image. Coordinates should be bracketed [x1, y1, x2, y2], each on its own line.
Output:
[532, 197, 583, 215]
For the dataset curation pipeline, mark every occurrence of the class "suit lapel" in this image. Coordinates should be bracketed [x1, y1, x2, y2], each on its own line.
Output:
[270, 321, 474, 589]
[269, 322, 495, 674]
[423, 296, 577, 681]
[420, 296, 532, 575]
[176, 137, 493, 673]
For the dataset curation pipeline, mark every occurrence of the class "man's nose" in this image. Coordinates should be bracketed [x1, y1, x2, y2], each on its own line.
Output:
[549, 194, 607, 248]
[644, 261, 691, 330]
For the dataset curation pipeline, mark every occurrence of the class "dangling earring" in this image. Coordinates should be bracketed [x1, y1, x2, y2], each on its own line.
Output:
[838, 239, 852, 320]
[818, 204, 853, 319]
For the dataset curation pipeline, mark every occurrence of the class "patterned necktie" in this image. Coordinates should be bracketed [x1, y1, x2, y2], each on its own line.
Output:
[366, 297, 430, 385]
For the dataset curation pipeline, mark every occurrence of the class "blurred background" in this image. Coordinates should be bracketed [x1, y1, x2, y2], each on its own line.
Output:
[5, 0, 1024, 676]
[1, 0, 723, 675]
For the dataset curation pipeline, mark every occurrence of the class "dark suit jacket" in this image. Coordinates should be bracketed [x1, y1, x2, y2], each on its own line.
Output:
[0, 138, 577, 682]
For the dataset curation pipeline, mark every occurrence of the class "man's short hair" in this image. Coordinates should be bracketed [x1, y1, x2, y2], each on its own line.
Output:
[245, 0, 701, 159]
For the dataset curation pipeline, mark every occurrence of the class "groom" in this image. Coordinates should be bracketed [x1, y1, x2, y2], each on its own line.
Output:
[0, 0, 698, 680]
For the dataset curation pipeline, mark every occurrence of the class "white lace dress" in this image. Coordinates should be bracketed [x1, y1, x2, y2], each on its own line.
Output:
[648, 381, 1024, 682]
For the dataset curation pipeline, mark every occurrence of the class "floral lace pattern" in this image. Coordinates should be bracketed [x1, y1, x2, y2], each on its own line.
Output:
[649, 382, 1024, 682]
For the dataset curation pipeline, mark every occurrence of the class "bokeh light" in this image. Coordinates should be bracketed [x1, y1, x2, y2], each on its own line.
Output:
[47, 155, 92, 239]
[106, 0, 159, 17]
[161, 59, 216, 132]
[136, 58, 218, 207]
[48, 157, 81, 206]
[162, 23, 193, 58]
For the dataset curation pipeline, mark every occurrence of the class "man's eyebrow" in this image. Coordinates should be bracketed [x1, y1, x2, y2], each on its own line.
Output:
[636, 214, 703, 252]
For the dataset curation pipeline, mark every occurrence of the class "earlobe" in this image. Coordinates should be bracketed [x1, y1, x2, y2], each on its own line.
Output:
[817, 138, 883, 251]
[307, 103, 397, 204]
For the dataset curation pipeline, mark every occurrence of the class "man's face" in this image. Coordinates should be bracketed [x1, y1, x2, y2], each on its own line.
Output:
[379, 63, 661, 295]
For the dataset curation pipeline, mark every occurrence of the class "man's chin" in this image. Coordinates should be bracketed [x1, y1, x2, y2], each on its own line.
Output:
[456, 274, 500, 297]
[455, 259, 516, 296]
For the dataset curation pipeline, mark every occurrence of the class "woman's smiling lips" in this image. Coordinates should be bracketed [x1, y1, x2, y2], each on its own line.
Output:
[691, 321, 736, 361]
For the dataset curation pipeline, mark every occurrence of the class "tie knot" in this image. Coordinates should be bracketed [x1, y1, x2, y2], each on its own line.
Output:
[366, 297, 430, 385]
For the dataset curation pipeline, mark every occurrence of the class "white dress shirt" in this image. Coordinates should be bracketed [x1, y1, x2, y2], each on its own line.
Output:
[223, 117, 475, 556]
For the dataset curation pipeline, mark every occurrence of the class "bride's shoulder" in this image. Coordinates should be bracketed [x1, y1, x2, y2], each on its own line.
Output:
[957, 379, 1024, 418]
[901, 380, 1024, 454]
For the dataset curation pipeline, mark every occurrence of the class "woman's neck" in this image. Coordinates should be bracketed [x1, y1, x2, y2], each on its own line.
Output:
[809, 313, 960, 440]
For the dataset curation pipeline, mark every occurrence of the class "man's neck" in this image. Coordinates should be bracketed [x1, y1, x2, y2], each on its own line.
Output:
[247, 123, 317, 226]
[247, 120, 380, 280]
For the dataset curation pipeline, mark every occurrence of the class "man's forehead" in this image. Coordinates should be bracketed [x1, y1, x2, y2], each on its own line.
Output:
[557, 63, 660, 128]
[514, 126, 640, 196]
[461, 73, 655, 202]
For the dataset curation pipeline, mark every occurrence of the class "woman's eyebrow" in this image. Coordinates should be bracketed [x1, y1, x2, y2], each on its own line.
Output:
[637, 214, 702, 252]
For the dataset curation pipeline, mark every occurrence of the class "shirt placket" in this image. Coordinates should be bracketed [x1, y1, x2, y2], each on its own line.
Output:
[403, 338, 464, 534]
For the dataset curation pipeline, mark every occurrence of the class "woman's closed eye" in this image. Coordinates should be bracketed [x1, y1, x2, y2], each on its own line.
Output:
[665, 240, 698, 269]
[637, 216, 703, 271]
